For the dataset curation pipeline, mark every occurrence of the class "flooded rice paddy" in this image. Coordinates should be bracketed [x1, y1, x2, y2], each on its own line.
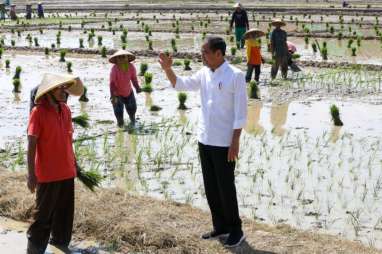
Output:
[0, 51, 381, 248]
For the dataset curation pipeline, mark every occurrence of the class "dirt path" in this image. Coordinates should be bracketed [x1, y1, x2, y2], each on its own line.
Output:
[0, 170, 381, 254]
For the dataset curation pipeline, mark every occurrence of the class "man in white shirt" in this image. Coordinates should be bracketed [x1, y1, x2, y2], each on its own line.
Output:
[159, 36, 247, 248]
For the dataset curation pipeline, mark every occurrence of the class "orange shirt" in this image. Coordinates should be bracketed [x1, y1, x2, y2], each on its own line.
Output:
[28, 99, 76, 183]
[246, 39, 262, 65]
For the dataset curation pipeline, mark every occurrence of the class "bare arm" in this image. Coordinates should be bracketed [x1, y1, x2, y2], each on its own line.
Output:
[228, 129, 242, 162]
[159, 52, 177, 87]
[27, 135, 37, 193]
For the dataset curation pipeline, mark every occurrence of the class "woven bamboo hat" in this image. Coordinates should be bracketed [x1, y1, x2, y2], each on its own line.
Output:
[108, 50, 136, 64]
[244, 29, 265, 40]
[233, 3, 242, 8]
[271, 19, 286, 27]
[34, 73, 84, 103]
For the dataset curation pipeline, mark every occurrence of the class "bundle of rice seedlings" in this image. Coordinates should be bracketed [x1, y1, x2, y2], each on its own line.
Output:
[230, 47, 237, 56]
[72, 113, 89, 128]
[141, 83, 153, 93]
[98, 35, 103, 46]
[13, 66, 22, 79]
[79, 38, 84, 48]
[139, 63, 148, 76]
[144, 72, 153, 84]
[311, 43, 317, 53]
[76, 165, 103, 192]
[330, 104, 343, 126]
[5, 59, 10, 68]
[101, 46, 107, 58]
[66, 61, 72, 73]
[351, 47, 357, 56]
[150, 105, 162, 111]
[44, 47, 49, 55]
[172, 60, 182, 66]
[178, 92, 187, 110]
[13, 79, 21, 93]
[249, 80, 259, 99]
[184, 59, 192, 71]
[79, 86, 89, 102]
[59, 49, 66, 62]
[0, 47, 3, 59]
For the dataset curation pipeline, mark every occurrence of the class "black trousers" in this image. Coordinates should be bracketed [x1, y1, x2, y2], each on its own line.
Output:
[245, 64, 261, 83]
[112, 93, 137, 125]
[198, 142, 242, 233]
[27, 178, 75, 252]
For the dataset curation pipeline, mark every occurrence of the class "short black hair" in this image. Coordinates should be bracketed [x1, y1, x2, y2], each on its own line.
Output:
[205, 36, 226, 56]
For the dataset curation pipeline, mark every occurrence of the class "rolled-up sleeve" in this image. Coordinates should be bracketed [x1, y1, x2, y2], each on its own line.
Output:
[175, 70, 202, 91]
[233, 72, 248, 129]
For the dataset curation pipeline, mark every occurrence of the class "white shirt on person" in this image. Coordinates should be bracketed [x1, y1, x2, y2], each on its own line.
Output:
[175, 60, 247, 147]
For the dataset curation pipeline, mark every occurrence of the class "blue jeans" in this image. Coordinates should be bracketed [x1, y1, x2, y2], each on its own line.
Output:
[112, 93, 136, 126]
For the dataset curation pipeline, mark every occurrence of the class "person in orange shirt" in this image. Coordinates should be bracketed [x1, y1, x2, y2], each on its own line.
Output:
[27, 73, 84, 254]
[245, 36, 262, 83]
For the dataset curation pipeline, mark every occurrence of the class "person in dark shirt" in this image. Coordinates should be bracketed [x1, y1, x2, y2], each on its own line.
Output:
[270, 19, 288, 79]
[229, 3, 249, 49]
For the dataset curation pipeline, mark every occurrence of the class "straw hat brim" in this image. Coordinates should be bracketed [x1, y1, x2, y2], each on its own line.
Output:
[272, 20, 286, 27]
[34, 73, 84, 103]
[109, 50, 136, 64]
[244, 29, 265, 40]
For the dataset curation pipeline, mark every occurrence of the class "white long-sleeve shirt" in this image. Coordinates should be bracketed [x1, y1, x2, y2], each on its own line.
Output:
[175, 61, 248, 147]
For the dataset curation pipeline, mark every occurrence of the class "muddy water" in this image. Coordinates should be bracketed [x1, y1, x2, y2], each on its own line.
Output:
[0, 53, 382, 248]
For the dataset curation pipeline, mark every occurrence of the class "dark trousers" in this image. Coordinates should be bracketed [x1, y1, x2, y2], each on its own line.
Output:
[271, 55, 288, 79]
[245, 64, 261, 83]
[198, 142, 242, 233]
[27, 178, 75, 252]
[112, 93, 137, 126]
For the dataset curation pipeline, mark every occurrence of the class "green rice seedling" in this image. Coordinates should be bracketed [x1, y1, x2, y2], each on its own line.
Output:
[145, 35, 149, 42]
[173, 60, 182, 66]
[144, 24, 150, 33]
[13, 66, 22, 79]
[44, 47, 49, 55]
[311, 43, 317, 53]
[351, 47, 357, 56]
[144, 72, 153, 84]
[11, 40, 15, 47]
[59, 49, 66, 62]
[184, 59, 192, 70]
[76, 166, 103, 192]
[56, 36, 61, 45]
[79, 38, 84, 48]
[34, 37, 39, 47]
[171, 38, 177, 52]
[67, 61, 72, 73]
[141, 83, 153, 93]
[202, 31, 206, 40]
[79, 86, 89, 102]
[337, 32, 343, 40]
[357, 36, 362, 47]
[304, 35, 309, 44]
[230, 35, 234, 42]
[150, 105, 162, 111]
[120, 34, 127, 43]
[97, 35, 103, 46]
[17, 30, 21, 37]
[230, 47, 237, 56]
[347, 38, 354, 48]
[178, 92, 187, 110]
[122, 43, 127, 50]
[72, 113, 89, 128]
[5, 59, 10, 68]
[330, 26, 334, 34]
[249, 80, 260, 99]
[13, 78, 21, 93]
[123, 28, 128, 37]
[51, 43, 56, 49]
[139, 62, 148, 76]
[101, 46, 107, 58]
[0, 47, 3, 59]
[148, 40, 153, 50]
[68, 25, 72, 32]
[330, 104, 343, 126]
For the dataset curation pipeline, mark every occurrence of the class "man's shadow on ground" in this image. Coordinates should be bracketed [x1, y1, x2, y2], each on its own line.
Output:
[218, 238, 276, 254]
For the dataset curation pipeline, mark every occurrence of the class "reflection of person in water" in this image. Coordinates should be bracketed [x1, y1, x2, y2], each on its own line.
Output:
[330, 126, 342, 143]
[245, 101, 264, 135]
[270, 102, 290, 136]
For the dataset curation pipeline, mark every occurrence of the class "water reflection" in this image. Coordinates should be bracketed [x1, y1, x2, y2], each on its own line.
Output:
[145, 92, 153, 108]
[13, 92, 21, 103]
[178, 109, 188, 125]
[270, 102, 290, 136]
[330, 126, 342, 143]
[80, 101, 88, 113]
[245, 100, 264, 136]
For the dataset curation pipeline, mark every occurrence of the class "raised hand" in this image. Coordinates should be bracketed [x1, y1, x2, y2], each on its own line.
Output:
[158, 52, 173, 70]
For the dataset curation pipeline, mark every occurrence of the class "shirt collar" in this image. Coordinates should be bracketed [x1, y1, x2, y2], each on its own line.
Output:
[209, 60, 228, 75]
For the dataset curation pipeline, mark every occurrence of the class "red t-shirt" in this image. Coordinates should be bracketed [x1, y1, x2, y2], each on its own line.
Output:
[109, 64, 140, 97]
[28, 100, 77, 183]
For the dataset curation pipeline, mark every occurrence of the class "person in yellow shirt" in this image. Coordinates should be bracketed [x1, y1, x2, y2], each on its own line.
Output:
[245, 36, 262, 83]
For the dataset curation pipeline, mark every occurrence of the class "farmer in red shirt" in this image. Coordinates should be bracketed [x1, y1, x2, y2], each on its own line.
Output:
[26, 73, 84, 254]
[109, 50, 141, 128]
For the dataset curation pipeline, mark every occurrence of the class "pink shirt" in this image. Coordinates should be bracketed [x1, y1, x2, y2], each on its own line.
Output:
[109, 64, 140, 97]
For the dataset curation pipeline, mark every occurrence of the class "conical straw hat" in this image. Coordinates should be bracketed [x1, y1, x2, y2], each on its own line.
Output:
[244, 29, 265, 40]
[271, 19, 286, 27]
[109, 50, 136, 64]
[34, 73, 84, 103]
[233, 3, 242, 8]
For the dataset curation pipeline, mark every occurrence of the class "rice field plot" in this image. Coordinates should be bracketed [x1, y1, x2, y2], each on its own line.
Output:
[0, 48, 381, 247]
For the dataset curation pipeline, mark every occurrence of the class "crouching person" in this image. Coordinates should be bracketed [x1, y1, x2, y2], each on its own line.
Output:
[26, 73, 84, 254]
